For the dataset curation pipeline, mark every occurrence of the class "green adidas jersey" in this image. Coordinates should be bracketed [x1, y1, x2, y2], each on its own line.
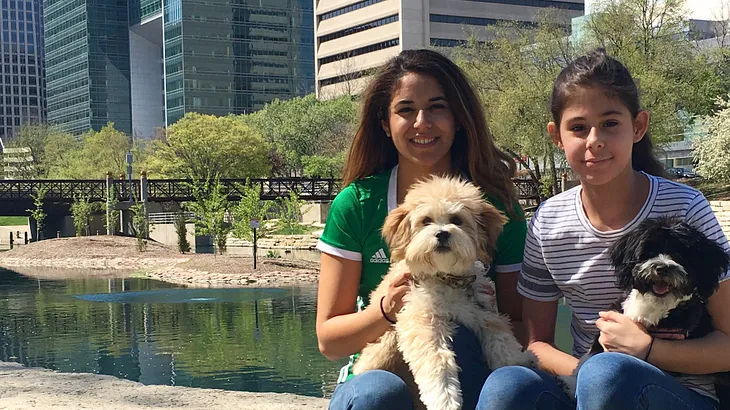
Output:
[316, 166, 527, 383]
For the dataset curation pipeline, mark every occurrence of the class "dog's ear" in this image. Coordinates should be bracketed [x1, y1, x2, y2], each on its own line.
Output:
[608, 231, 638, 292]
[692, 234, 730, 301]
[381, 205, 411, 262]
[475, 202, 508, 264]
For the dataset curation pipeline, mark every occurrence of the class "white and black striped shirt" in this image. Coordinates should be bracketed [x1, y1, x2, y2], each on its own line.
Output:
[518, 173, 730, 401]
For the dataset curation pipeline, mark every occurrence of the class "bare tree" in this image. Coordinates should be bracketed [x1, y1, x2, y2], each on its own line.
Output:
[711, 0, 730, 47]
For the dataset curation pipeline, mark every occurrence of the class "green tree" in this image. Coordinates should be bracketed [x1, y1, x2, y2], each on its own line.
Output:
[246, 94, 357, 175]
[71, 193, 94, 236]
[174, 211, 191, 253]
[144, 113, 271, 180]
[26, 185, 49, 241]
[276, 191, 308, 234]
[230, 181, 272, 242]
[453, 9, 572, 195]
[59, 123, 132, 179]
[187, 177, 231, 255]
[105, 185, 121, 235]
[694, 95, 730, 181]
[581, 0, 724, 141]
[5, 124, 76, 179]
[44, 131, 81, 179]
[301, 152, 346, 178]
[454, 1, 725, 195]
[129, 198, 149, 252]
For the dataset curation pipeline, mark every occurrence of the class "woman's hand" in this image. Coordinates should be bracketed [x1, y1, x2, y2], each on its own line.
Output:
[596, 310, 653, 359]
[381, 272, 412, 322]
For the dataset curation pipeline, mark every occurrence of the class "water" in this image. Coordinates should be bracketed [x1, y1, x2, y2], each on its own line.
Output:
[0, 270, 346, 398]
[0, 269, 574, 399]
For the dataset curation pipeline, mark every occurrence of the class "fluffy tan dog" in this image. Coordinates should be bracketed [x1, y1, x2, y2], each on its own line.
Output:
[352, 176, 536, 410]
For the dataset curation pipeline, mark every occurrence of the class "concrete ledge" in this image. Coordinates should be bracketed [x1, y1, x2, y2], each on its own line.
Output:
[0, 361, 329, 410]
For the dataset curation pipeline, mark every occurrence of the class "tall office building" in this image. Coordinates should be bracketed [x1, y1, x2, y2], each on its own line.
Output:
[44, 0, 315, 138]
[43, 0, 132, 135]
[314, 0, 585, 98]
[1, 0, 46, 144]
[161, 0, 315, 125]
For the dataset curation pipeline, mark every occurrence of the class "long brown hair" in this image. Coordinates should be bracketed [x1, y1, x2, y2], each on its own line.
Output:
[342, 49, 519, 215]
[551, 48, 666, 177]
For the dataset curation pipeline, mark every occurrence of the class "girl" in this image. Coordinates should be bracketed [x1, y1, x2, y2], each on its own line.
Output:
[477, 49, 730, 410]
[316, 49, 528, 410]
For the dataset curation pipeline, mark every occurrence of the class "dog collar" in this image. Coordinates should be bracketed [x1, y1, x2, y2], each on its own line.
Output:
[436, 273, 477, 288]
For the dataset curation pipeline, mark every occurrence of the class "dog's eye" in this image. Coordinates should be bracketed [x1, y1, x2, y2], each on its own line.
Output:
[450, 216, 463, 226]
[422, 217, 432, 225]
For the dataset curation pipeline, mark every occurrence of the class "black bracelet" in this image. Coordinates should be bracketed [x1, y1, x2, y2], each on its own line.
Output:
[380, 296, 397, 324]
[644, 336, 655, 362]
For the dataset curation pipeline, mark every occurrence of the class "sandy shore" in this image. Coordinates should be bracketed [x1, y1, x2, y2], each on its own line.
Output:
[0, 361, 328, 409]
[0, 236, 321, 287]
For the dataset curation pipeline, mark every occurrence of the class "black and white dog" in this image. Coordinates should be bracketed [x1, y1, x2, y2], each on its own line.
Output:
[560, 216, 730, 400]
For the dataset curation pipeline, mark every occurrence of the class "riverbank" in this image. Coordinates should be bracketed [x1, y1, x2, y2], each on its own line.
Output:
[0, 236, 321, 287]
[0, 361, 328, 409]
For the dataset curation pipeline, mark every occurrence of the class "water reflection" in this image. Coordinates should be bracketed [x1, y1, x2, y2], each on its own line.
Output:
[0, 270, 345, 398]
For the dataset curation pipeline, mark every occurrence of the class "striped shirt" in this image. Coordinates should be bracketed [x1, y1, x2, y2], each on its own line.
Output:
[518, 173, 730, 401]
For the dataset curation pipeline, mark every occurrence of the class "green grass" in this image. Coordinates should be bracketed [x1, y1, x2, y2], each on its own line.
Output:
[270, 223, 321, 235]
[684, 178, 730, 201]
[0, 216, 28, 226]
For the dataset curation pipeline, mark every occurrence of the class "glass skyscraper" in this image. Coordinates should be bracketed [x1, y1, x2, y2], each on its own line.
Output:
[1, 0, 46, 143]
[44, 0, 132, 135]
[163, 0, 315, 125]
[44, 0, 315, 137]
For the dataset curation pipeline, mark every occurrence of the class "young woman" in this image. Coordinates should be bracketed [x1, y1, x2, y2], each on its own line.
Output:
[478, 49, 730, 410]
[316, 49, 528, 410]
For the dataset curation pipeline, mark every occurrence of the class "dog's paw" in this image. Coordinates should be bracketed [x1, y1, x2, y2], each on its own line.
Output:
[556, 375, 577, 402]
[514, 349, 538, 368]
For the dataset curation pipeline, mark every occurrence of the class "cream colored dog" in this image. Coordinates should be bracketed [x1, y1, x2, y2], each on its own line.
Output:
[352, 176, 536, 410]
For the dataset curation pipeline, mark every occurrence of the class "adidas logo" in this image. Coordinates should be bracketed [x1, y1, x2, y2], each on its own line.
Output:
[369, 248, 390, 264]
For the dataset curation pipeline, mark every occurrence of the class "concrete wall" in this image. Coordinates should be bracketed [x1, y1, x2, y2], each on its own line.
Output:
[149, 222, 196, 250]
[711, 201, 730, 240]
[301, 201, 331, 225]
[129, 17, 165, 139]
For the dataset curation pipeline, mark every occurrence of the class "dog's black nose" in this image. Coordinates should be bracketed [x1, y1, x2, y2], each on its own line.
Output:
[435, 230, 450, 244]
[656, 265, 667, 275]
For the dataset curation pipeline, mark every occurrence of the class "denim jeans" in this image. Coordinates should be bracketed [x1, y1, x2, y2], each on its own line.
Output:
[328, 324, 490, 410]
[477, 352, 718, 410]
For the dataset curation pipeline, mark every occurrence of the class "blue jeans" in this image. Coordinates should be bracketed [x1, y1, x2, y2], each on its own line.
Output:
[477, 352, 718, 410]
[328, 324, 490, 410]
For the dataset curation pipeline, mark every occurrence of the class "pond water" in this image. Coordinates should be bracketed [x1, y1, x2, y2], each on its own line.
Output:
[0, 269, 573, 398]
[0, 270, 345, 398]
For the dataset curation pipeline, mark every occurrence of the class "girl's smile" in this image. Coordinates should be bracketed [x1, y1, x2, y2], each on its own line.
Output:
[382, 72, 456, 173]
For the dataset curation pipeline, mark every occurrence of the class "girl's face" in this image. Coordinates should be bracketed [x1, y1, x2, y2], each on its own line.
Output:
[549, 86, 649, 187]
[381, 72, 456, 172]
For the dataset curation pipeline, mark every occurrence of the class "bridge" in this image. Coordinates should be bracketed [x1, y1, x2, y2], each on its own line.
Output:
[0, 177, 340, 216]
[0, 177, 539, 216]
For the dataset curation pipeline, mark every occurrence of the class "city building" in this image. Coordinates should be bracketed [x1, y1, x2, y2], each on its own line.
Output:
[44, 0, 132, 136]
[314, 0, 585, 98]
[1, 0, 46, 144]
[44, 0, 315, 138]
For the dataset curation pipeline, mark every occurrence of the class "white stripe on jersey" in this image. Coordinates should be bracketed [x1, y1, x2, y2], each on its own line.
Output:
[518, 173, 730, 401]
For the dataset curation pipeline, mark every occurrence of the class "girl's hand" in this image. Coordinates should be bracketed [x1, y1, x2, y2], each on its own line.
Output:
[381, 272, 412, 322]
[596, 311, 653, 359]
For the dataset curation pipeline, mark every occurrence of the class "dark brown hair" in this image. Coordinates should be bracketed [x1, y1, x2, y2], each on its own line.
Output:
[342, 49, 519, 214]
[550, 48, 666, 177]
